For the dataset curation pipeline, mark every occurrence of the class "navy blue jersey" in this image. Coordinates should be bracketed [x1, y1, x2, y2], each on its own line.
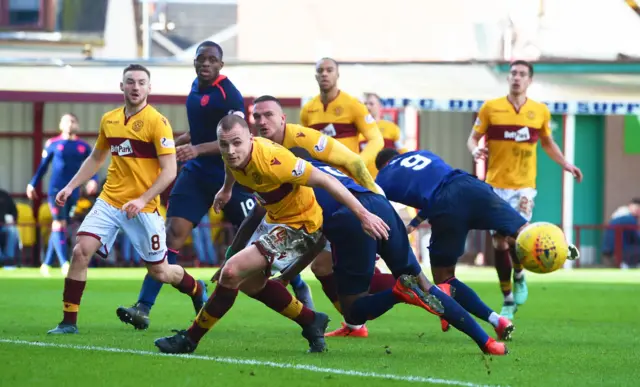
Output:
[29, 136, 96, 195]
[183, 75, 244, 180]
[375, 150, 463, 216]
[309, 160, 370, 219]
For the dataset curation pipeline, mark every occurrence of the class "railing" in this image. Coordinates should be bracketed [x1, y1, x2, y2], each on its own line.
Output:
[574, 224, 640, 268]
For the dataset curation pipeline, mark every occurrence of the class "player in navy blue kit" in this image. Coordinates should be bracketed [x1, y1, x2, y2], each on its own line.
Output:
[375, 148, 524, 341]
[281, 148, 508, 355]
[27, 113, 98, 277]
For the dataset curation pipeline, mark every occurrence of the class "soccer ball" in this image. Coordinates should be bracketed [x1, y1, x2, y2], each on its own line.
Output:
[515, 222, 569, 274]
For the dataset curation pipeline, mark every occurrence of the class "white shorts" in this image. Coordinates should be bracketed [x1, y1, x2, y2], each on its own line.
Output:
[493, 187, 537, 221]
[77, 199, 167, 264]
[247, 218, 323, 276]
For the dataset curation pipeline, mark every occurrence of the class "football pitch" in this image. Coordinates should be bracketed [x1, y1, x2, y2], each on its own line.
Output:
[1, 267, 638, 387]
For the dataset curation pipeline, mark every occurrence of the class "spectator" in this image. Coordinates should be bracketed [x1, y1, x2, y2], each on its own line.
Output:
[603, 198, 640, 268]
[0, 189, 20, 266]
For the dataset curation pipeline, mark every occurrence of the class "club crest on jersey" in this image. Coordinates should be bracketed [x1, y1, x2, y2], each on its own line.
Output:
[77, 145, 86, 153]
[334, 106, 343, 116]
[526, 110, 536, 119]
[200, 95, 210, 106]
[111, 140, 133, 156]
[57, 144, 64, 151]
[292, 159, 306, 177]
[314, 135, 328, 152]
[504, 127, 531, 142]
[132, 120, 144, 132]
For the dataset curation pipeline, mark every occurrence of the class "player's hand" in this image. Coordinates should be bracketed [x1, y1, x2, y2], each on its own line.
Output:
[406, 224, 416, 234]
[176, 144, 199, 162]
[55, 186, 73, 207]
[26, 184, 37, 201]
[85, 179, 98, 196]
[213, 188, 232, 214]
[472, 146, 488, 161]
[122, 198, 146, 219]
[359, 210, 390, 240]
[563, 163, 583, 183]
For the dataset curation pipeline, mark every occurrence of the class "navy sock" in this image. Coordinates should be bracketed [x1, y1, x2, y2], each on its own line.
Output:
[290, 274, 304, 289]
[51, 230, 68, 265]
[348, 289, 399, 325]
[446, 278, 495, 323]
[43, 238, 56, 266]
[429, 286, 490, 349]
[137, 248, 178, 309]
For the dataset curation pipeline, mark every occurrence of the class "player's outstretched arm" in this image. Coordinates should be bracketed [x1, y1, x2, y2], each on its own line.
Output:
[326, 139, 378, 192]
[213, 166, 237, 213]
[540, 135, 583, 182]
[26, 144, 55, 200]
[305, 167, 390, 240]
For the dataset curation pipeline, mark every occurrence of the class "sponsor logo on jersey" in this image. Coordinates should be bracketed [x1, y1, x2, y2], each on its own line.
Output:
[292, 159, 306, 177]
[160, 137, 175, 148]
[314, 135, 328, 152]
[321, 124, 337, 137]
[111, 140, 133, 156]
[270, 158, 281, 166]
[504, 127, 531, 142]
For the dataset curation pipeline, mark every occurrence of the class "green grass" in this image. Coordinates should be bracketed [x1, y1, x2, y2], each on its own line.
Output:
[1, 267, 639, 387]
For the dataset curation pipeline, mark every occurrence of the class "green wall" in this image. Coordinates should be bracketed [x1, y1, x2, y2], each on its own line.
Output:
[573, 116, 605, 261]
[532, 115, 564, 225]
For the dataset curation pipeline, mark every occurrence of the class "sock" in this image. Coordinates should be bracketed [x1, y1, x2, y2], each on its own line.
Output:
[173, 268, 203, 299]
[444, 277, 495, 324]
[429, 286, 490, 349]
[43, 238, 56, 266]
[369, 273, 396, 294]
[62, 278, 86, 325]
[510, 245, 524, 275]
[250, 280, 315, 326]
[349, 289, 399, 325]
[316, 273, 341, 313]
[494, 248, 513, 298]
[187, 284, 238, 343]
[51, 229, 68, 265]
[138, 248, 179, 309]
[290, 274, 305, 290]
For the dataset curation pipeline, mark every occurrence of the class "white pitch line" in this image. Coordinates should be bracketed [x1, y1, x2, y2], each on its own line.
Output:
[0, 339, 507, 387]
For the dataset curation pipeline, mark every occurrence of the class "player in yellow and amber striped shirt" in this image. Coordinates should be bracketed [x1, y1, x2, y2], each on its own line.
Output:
[467, 60, 583, 320]
[300, 58, 384, 168]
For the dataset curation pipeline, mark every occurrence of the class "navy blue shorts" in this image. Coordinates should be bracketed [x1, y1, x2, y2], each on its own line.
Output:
[167, 167, 256, 227]
[428, 174, 527, 267]
[324, 192, 421, 295]
[48, 191, 77, 221]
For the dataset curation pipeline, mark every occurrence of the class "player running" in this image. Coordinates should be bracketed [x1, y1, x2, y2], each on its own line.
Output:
[115, 41, 259, 329]
[281, 148, 508, 355]
[47, 64, 206, 335]
[153, 115, 390, 354]
[467, 60, 583, 319]
[27, 113, 99, 277]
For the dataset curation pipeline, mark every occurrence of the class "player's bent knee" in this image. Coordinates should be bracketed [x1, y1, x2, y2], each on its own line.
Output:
[165, 217, 194, 248]
[51, 219, 66, 230]
[219, 263, 242, 287]
[492, 234, 509, 250]
[71, 242, 95, 267]
[310, 251, 333, 276]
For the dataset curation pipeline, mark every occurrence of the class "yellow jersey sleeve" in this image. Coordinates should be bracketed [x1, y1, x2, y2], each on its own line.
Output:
[540, 105, 552, 137]
[151, 114, 176, 156]
[353, 101, 383, 165]
[473, 102, 491, 135]
[267, 147, 313, 186]
[299, 104, 309, 127]
[95, 116, 109, 151]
